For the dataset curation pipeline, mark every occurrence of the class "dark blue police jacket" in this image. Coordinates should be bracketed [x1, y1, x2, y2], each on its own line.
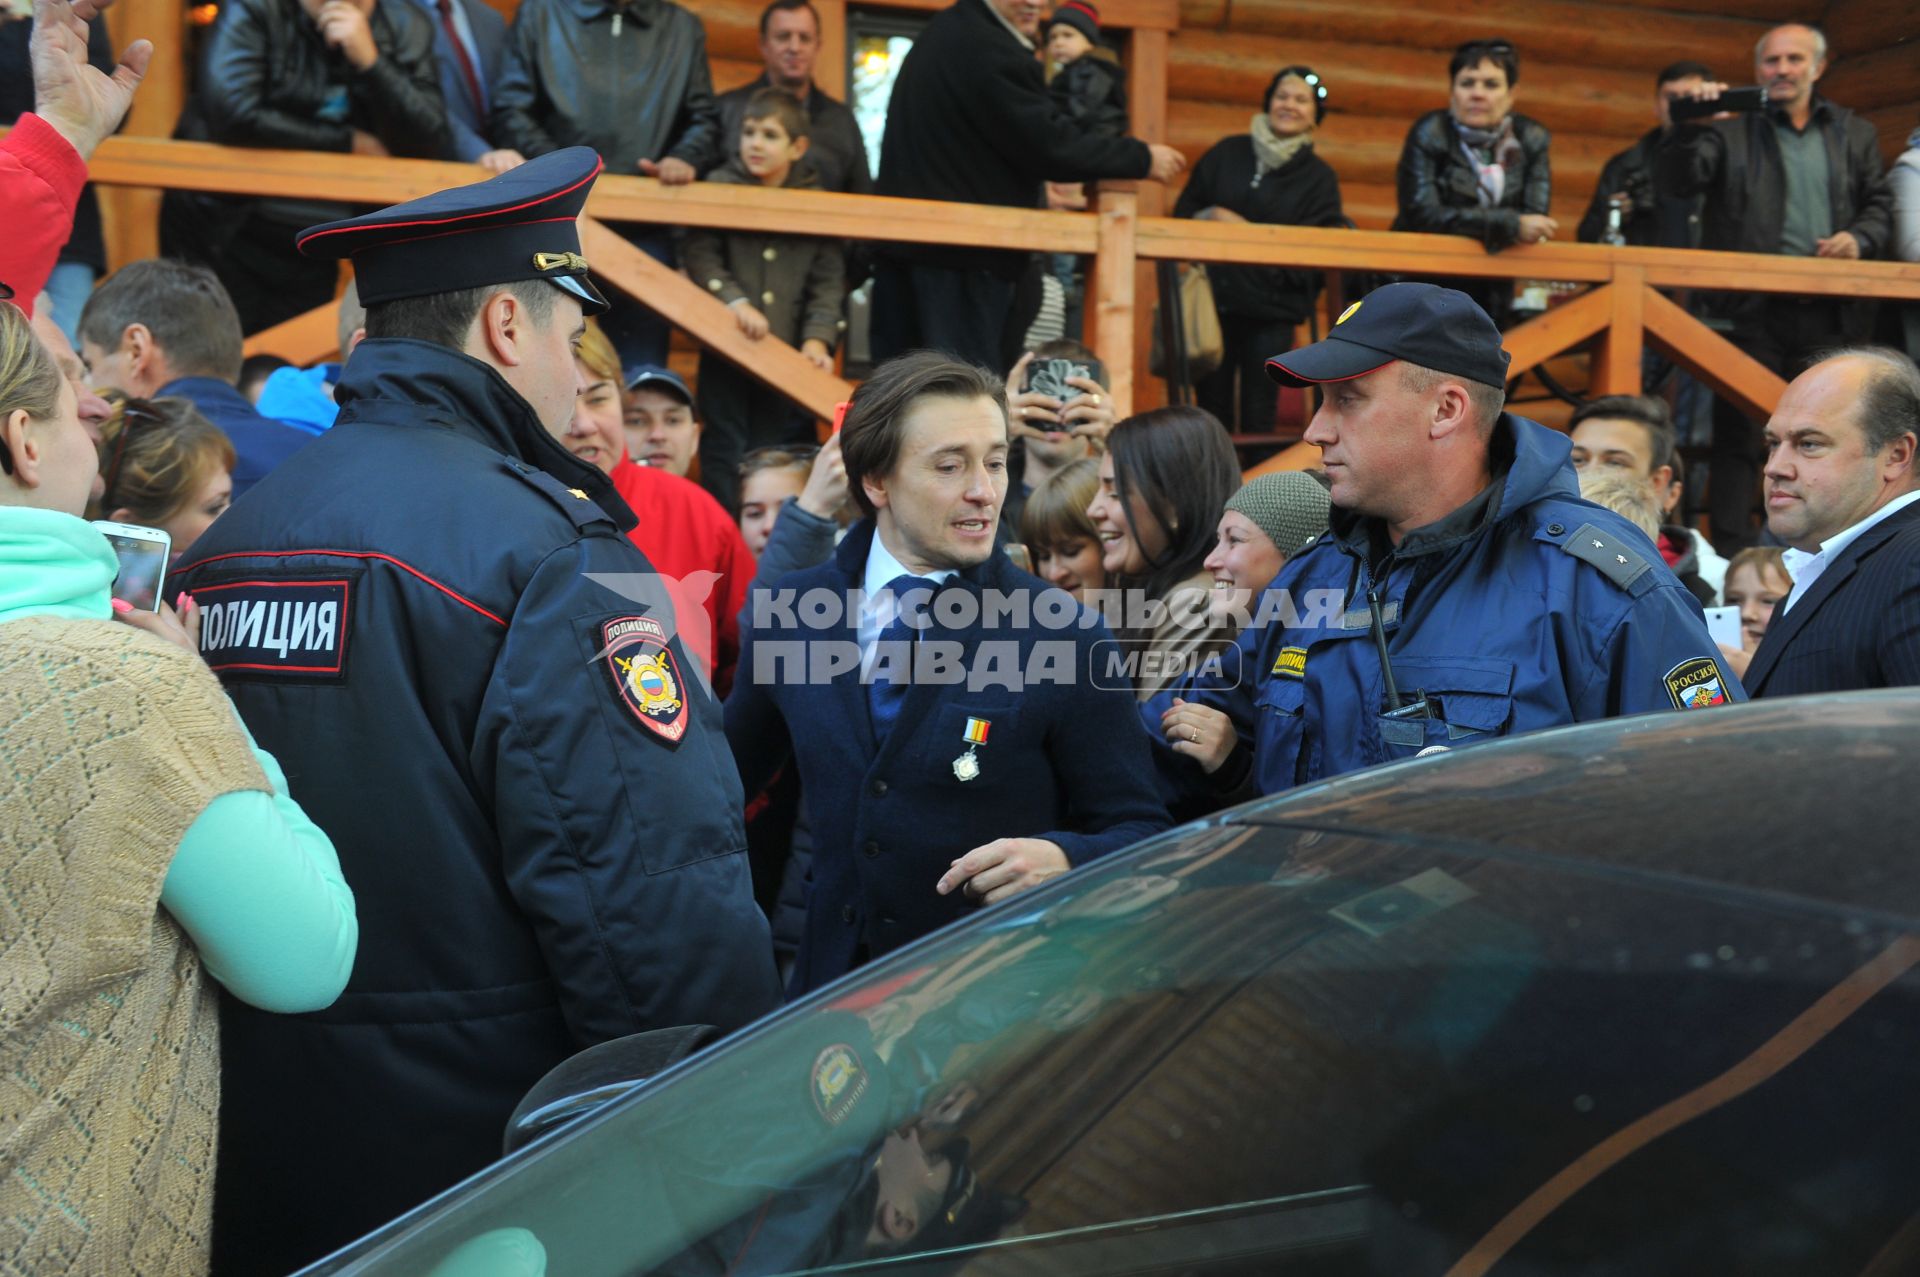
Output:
[727, 519, 1170, 995]
[1151, 414, 1740, 800]
[174, 339, 781, 1277]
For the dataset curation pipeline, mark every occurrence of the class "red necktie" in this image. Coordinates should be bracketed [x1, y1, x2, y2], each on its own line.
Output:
[435, 0, 487, 118]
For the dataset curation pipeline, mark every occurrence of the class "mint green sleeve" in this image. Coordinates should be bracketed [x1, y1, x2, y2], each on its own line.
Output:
[160, 717, 359, 1014]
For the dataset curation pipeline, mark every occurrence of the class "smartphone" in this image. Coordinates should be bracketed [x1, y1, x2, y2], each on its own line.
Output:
[1025, 358, 1093, 402]
[1003, 543, 1033, 573]
[1703, 604, 1742, 651]
[1670, 86, 1765, 124]
[92, 521, 171, 612]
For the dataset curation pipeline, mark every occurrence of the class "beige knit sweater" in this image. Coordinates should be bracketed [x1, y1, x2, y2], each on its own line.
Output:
[0, 619, 267, 1277]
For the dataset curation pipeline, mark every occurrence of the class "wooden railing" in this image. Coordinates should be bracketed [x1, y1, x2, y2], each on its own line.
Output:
[79, 136, 1920, 454]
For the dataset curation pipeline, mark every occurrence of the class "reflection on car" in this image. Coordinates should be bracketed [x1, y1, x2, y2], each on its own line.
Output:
[303, 691, 1920, 1277]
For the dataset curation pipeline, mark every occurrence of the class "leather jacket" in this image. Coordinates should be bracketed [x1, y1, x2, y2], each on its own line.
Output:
[175, 0, 448, 228]
[1393, 109, 1552, 251]
[490, 0, 720, 174]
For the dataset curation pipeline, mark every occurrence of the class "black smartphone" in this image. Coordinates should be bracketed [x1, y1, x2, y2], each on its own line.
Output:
[1671, 86, 1766, 124]
[92, 521, 171, 611]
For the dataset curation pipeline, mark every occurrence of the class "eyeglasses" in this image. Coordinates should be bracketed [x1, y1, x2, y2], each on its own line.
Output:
[99, 398, 165, 511]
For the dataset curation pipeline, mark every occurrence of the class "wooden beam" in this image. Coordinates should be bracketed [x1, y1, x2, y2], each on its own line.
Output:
[580, 218, 851, 421]
[99, 0, 189, 270]
[1641, 286, 1786, 421]
[1501, 285, 1614, 379]
[814, 0, 849, 101]
[1588, 265, 1645, 396]
[1085, 184, 1139, 419]
[243, 302, 340, 364]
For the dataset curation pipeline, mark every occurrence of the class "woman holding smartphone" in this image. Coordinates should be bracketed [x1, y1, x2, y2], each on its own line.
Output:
[0, 303, 357, 1277]
[91, 394, 236, 558]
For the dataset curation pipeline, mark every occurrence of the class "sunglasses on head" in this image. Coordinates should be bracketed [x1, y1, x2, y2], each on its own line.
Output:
[99, 398, 166, 511]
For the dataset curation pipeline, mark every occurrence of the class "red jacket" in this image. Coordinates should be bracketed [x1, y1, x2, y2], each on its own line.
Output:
[1, 115, 86, 314]
[610, 456, 754, 695]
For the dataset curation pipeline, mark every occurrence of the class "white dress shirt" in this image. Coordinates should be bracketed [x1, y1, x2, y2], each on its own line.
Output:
[1779, 489, 1920, 614]
[858, 533, 955, 668]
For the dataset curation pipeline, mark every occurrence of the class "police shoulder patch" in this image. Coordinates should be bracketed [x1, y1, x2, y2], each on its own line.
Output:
[601, 615, 689, 742]
[1271, 645, 1307, 679]
[195, 577, 352, 680]
[1664, 656, 1730, 710]
[810, 1043, 869, 1126]
[1555, 521, 1653, 594]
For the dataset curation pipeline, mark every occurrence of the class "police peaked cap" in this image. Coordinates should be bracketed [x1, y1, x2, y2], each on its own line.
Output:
[295, 146, 610, 314]
[1266, 282, 1510, 390]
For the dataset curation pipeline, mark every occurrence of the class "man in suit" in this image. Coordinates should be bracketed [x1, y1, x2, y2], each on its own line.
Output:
[1743, 347, 1920, 696]
[726, 351, 1169, 994]
[411, 0, 521, 170]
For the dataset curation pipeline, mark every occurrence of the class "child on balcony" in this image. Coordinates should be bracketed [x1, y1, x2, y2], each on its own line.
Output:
[679, 88, 847, 512]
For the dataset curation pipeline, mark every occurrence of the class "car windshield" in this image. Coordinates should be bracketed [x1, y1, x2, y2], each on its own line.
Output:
[312, 773, 1920, 1277]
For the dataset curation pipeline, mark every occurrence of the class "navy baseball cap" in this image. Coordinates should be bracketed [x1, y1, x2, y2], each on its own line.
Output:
[295, 147, 609, 315]
[1266, 282, 1510, 389]
[625, 364, 694, 407]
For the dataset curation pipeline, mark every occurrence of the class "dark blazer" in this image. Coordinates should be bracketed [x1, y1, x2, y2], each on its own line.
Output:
[876, 0, 1150, 275]
[726, 520, 1171, 994]
[419, 0, 509, 162]
[1744, 500, 1920, 698]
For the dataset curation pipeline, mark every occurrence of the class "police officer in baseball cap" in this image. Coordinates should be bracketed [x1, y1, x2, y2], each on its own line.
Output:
[175, 148, 780, 1276]
[1152, 281, 1737, 801]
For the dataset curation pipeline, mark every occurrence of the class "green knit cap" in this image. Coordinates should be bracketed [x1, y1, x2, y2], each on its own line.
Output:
[1223, 472, 1331, 557]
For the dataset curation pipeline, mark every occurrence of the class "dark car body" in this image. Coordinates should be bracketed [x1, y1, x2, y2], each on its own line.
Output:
[302, 692, 1920, 1277]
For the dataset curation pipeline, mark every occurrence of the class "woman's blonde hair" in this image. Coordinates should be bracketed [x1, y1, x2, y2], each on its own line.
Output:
[576, 317, 622, 385]
[94, 395, 236, 523]
[0, 304, 64, 463]
[1726, 545, 1792, 590]
[1019, 457, 1102, 553]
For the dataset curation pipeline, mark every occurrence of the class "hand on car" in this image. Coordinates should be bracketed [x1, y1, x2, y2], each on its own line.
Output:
[1161, 698, 1236, 774]
[937, 837, 1070, 905]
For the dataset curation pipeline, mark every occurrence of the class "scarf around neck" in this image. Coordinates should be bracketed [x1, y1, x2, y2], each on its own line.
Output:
[1449, 112, 1521, 206]
[1249, 113, 1312, 187]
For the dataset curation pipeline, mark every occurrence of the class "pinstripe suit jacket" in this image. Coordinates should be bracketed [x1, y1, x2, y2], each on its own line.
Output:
[1744, 500, 1920, 697]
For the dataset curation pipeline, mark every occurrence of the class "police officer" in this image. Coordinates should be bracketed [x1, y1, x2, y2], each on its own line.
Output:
[173, 149, 781, 1276]
[1152, 282, 1738, 798]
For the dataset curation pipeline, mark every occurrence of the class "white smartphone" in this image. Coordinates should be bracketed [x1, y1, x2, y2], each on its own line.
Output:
[92, 521, 172, 612]
[1703, 604, 1742, 651]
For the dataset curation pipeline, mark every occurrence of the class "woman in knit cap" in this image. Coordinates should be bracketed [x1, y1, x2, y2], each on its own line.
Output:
[1202, 470, 1332, 624]
[0, 301, 356, 1276]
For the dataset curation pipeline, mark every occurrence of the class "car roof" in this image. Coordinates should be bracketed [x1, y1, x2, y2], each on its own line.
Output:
[1227, 690, 1920, 922]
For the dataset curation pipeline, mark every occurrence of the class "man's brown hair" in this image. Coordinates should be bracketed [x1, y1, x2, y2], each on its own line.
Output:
[743, 87, 810, 143]
[841, 351, 1005, 517]
[78, 259, 246, 383]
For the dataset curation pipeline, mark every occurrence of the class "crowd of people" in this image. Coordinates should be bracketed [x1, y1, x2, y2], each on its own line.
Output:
[5, 0, 1920, 1272]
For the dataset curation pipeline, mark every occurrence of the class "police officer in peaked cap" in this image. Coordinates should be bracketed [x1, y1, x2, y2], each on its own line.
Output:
[1150, 282, 1738, 801]
[174, 148, 781, 1277]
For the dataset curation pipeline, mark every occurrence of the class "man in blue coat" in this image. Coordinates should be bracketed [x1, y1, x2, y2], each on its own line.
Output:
[174, 150, 780, 1276]
[1153, 283, 1738, 800]
[726, 352, 1169, 994]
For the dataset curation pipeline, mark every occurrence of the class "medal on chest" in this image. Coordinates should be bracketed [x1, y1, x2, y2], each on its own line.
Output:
[952, 716, 990, 782]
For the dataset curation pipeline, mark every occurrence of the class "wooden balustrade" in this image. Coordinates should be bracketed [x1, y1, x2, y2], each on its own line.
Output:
[67, 136, 1920, 445]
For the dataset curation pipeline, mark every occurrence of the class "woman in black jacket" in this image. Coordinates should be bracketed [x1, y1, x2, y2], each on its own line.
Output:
[1174, 66, 1344, 434]
[1393, 39, 1555, 327]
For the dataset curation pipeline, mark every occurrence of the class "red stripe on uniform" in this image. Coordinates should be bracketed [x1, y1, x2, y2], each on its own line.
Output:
[175, 549, 508, 627]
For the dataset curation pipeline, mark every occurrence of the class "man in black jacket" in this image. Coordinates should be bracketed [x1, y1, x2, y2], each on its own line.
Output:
[1743, 348, 1920, 697]
[698, 0, 870, 196]
[176, 149, 781, 1277]
[491, 0, 720, 369]
[873, 0, 1183, 368]
[1578, 60, 1711, 248]
[161, 0, 449, 333]
[1659, 23, 1895, 553]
